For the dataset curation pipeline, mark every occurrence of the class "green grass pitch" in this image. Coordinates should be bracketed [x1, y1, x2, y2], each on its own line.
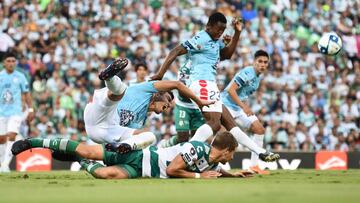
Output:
[1, 170, 359, 203]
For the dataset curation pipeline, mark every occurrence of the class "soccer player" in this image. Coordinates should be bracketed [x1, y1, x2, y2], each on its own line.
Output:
[158, 64, 205, 148]
[128, 63, 149, 86]
[84, 58, 213, 153]
[0, 52, 34, 172]
[12, 131, 252, 179]
[151, 12, 279, 162]
[222, 50, 270, 174]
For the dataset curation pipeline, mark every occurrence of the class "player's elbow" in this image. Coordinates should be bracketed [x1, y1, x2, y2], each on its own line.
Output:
[166, 166, 178, 178]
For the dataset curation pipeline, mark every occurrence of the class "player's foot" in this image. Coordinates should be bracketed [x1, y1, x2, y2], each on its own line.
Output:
[98, 58, 128, 81]
[249, 165, 270, 175]
[105, 142, 132, 154]
[11, 139, 32, 155]
[52, 151, 79, 162]
[0, 166, 10, 173]
[259, 152, 280, 162]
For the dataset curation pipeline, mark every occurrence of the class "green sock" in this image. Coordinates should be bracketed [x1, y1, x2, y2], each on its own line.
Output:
[161, 135, 178, 148]
[29, 138, 79, 154]
[79, 159, 104, 178]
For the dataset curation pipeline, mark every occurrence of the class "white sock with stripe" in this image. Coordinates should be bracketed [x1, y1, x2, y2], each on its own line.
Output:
[250, 134, 264, 166]
[230, 127, 266, 155]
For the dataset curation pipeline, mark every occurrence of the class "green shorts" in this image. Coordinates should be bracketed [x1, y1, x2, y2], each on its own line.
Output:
[174, 104, 205, 132]
[102, 145, 143, 178]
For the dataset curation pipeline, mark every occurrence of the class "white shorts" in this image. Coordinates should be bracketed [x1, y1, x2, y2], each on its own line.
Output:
[84, 88, 135, 144]
[189, 80, 223, 113]
[0, 115, 23, 135]
[227, 107, 258, 129]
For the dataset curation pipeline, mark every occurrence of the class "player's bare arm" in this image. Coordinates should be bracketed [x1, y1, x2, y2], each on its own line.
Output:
[151, 45, 188, 80]
[227, 82, 254, 116]
[153, 80, 214, 108]
[219, 168, 253, 178]
[24, 92, 35, 122]
[220, 17, 243, 60]
[166, 154, 221, 179]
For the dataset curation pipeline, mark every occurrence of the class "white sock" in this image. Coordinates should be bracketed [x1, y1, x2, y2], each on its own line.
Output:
[230, 127, 266, 155]
[250, 134, 264, 166]
[1, 140, 14, 169]
[105, 75, 127, 95]
[190, 124, 213, 142]
[0, 143, 5, 164]
[121, 132, 156, 150]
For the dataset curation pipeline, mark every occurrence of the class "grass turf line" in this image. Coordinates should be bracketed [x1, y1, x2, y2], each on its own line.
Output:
[0, 169, 359, 203]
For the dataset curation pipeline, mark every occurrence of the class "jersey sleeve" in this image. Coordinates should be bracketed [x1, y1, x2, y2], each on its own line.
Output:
[180, 142, 205, 167]
[20, 73, 29, 93]
[181, 32, 208, 52]
[135, 81, 158, 93]
[219, 39, 225, 49]
[234, 68, 254, 88]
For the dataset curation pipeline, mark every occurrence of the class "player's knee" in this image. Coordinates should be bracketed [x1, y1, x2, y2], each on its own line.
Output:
[177, 132, 190, 143]
[0, 136, 7, 144]
[251, 122, 265, 135]
[207, 120, 221, 133]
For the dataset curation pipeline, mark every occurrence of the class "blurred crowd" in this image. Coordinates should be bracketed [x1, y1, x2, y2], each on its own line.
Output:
[0, 0, 359, 152]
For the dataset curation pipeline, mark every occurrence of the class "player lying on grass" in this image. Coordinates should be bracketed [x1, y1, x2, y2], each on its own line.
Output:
[84, 58, 213, 153]
[12, 131, 253, 179]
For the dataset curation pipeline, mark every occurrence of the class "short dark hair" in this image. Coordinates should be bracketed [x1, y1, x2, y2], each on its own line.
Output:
[212, 131, 238, 151]
[207, 12, 227, 26]
[254, 50, 269, 59]
[3, 52, 17, 60]
[135, 63, 148, 72]
[153, 91, 174, 102]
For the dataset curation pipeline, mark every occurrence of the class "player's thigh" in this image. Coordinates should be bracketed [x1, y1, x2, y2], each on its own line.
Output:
[189, 108, 205, 130]
[189, 80, 222, 113]
[0, 117, 8, 137]
[220, 105, 237, 130]
[7, 116, 22, 139]
[237, 109, 259, 130]
[86, 125, 135, 144]
[174, 104, 191, 132]
[95, 165, 130, 179]
[84, 88, 118, 126]
[76, 144, 104, 160]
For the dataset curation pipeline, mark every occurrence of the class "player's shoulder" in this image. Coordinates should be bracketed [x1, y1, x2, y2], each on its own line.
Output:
[193, 30, 211, 41]
[239, 66, 256, 78]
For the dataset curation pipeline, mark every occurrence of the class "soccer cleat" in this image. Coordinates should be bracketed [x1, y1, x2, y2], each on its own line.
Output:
[249, 165, 270, 175]
[259, 152, 280, 162]
[105, 142, 132, 154]
[98, 58, 128, 81]
[11, 139, 32, 155]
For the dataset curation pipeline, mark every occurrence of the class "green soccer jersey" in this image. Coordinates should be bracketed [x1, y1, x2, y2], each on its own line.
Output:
[142, 141, 220, 178]
[175, 63, 198, 109]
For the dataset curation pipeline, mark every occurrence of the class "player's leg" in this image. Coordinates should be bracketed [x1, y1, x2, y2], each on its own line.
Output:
[0, 117, 8, 171]
[115, 131, 157, 153]
[99, 58, 129, 101]
[82, 163, 130, 179]
[248, 120, 267, 173]
[0, 116, 22, 172]
[12, 138, 104, 161]
[190, 80, 222, 142]
[221, 105, 279, 162]
[159, 104, 191, 148]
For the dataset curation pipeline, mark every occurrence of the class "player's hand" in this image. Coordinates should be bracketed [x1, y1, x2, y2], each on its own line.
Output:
[201, 171, 222, 179]
[27, 111, 35, 122]
[150, 74, 163, 81]
[243, 107, 254, 116]
[232, 17, 243, 32]
[197, 100, 215, 109]
[223, 35, 232, 45]
[232, 170, 254, 178]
